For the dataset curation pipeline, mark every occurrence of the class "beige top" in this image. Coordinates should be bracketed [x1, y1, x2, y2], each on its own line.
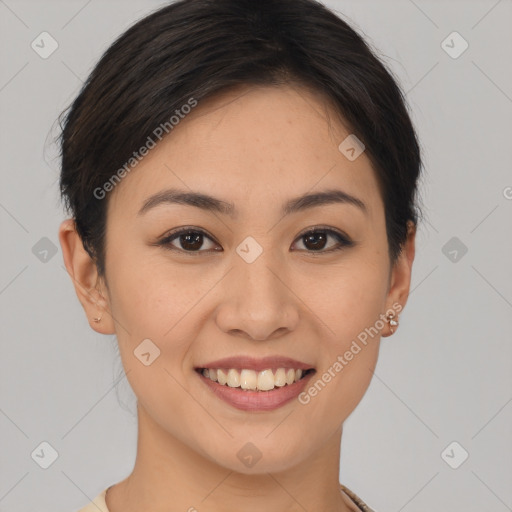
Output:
[75, 484, 376, 511]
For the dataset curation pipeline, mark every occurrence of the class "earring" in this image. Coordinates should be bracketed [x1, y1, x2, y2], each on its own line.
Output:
[386, 311, 399, 334]
[93, 313, 103, 323]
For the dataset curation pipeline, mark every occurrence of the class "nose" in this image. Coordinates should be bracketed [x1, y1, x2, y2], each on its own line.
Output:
[214, 250, 300, 341]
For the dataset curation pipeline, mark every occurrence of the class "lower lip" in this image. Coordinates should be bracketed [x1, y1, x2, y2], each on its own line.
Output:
[196, 369, 315, 412]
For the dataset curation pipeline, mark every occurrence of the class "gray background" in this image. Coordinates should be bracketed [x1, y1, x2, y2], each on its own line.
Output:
[1, 1, 511, 511]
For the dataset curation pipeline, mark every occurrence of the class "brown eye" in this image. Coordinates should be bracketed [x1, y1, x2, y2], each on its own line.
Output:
[157, 226, 353, 255]
[292, 228, 353, 253]
[302, 231, 329, 251]
[174, 231, 204, 251]
[159, 228, 221, 254]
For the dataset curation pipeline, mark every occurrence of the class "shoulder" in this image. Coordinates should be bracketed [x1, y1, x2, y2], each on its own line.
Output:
[74, 488, 110, 512]
[340, 484, 377, 512]
[74, 484, 375, 512]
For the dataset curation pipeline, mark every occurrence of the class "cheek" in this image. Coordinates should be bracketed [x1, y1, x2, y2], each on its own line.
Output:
[108, 272, 199, 422]
[105, 243, 191, 334]
[105, 253, 218, 390]
[300, 320, 381, 427]
[301, 254, 389, 341]
[297, 256, 387, 412]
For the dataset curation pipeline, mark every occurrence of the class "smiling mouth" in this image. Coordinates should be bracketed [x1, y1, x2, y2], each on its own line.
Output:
[195, 367, 315, 392]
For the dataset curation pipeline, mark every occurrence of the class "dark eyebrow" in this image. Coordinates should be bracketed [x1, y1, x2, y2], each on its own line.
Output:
[138, 188, 236, 217]
[137, 187, 367, 217]
[282, 188, 367, 216]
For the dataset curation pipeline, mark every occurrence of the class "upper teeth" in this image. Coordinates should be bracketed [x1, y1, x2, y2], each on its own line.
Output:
[201, 368, 305, 391]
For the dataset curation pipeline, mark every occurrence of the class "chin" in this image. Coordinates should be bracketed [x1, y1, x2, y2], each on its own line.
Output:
[198, 439, 307, 475]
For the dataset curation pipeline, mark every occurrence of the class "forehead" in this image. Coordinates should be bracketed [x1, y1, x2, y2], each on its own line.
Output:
[107, 84, 382, 222]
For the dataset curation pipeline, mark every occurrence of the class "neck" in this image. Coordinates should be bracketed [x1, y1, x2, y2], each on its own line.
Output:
[106, 403, 356, 512]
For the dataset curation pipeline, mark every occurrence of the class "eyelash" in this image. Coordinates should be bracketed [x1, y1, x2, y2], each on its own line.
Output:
[156, 226, 354, 256]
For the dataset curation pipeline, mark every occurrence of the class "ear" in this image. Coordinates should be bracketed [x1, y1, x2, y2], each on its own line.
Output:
[58, 218, 115, 335]
[382, 220, 416, 338]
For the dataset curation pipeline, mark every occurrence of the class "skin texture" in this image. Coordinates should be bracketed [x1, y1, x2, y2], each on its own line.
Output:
[59, 84, 416, 512]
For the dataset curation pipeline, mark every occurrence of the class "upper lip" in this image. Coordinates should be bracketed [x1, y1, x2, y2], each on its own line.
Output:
[196, 356, 314, 372]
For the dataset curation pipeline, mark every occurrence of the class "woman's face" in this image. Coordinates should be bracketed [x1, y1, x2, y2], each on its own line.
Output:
[66, 84, 414, 473]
